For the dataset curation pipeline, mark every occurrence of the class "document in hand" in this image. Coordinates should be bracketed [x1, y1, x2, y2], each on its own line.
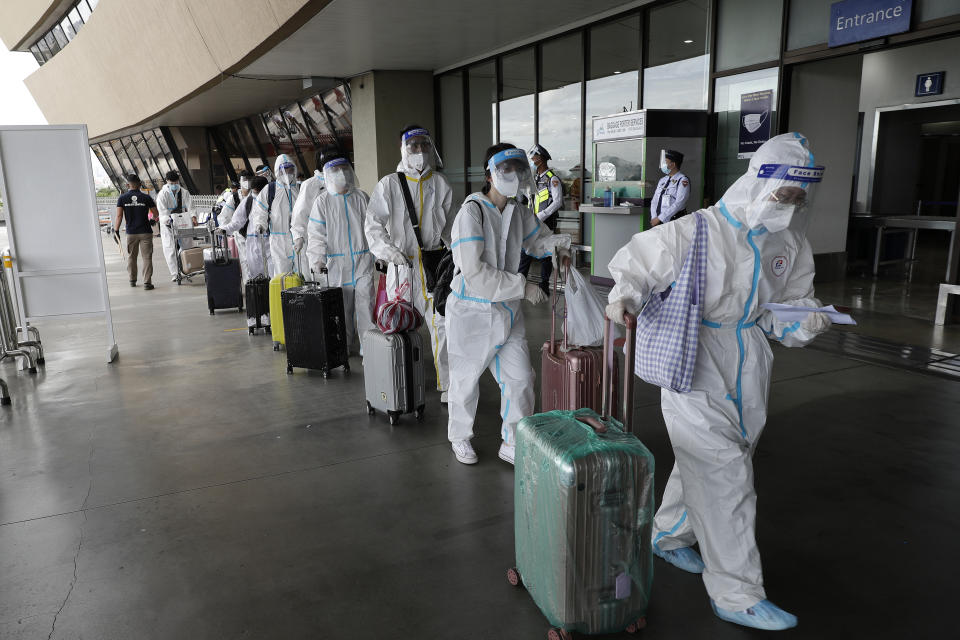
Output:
[760, 303, 856, 325]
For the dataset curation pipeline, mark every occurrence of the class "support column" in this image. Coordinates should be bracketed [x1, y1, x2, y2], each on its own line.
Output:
[349, 71, 435, 193]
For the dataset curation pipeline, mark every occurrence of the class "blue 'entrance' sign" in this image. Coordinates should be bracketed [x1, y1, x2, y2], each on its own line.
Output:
[829, 0, 912, 48]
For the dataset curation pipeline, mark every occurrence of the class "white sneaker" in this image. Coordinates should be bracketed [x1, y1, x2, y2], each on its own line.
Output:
[440, 391, 449, 404]
[452, 440, 477, 465]
[498, 442, 515, 465]
[171, 275, 178, 282]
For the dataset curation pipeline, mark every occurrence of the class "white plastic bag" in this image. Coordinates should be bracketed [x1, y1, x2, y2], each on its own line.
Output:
[564, 267, 607, 347]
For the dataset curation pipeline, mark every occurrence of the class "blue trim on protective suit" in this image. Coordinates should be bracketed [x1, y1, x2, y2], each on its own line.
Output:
[717, 201, 742, 228]
[498, 302, 515, 328]
[523, 221, 541, 241]
[310, 217, 326, 225]
[343, 194, 357, 286]
[735, 228, 766, 441]
[762, 321, 801, 341]
[494, 353, 510, 443]
[653, 510, 687, 552]
[451, 281, 492, 304]
[451, 236, 483, 248]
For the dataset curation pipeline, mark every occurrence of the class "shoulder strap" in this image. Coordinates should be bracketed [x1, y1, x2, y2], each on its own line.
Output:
[232, 191, 240, 208]
[397, 172, 423, 250]
[267, 182, 276, 210]
[176, 189, 182, 211]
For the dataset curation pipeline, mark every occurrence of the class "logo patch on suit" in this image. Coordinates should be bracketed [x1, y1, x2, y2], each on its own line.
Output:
[771, 256, 788, 277]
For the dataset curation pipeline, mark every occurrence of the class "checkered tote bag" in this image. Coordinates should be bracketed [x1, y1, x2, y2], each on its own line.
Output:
[634, 212, 707, 393]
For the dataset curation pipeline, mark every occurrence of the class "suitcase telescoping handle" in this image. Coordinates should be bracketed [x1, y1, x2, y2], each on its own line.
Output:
[601, 312, 637, 433]
[548, 254, 574, 356]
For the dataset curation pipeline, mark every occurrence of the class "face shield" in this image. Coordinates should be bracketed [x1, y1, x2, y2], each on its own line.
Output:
[659, 149, 670, 175]
[401, 128, 442, 174]
[487, 148, 535, 200]
[239, 177, 251, 191]
[256, 166, 273, 182]
[323, 157, 356, 195]
[276, 159, 298, 187]
[744, 163, 825, 234]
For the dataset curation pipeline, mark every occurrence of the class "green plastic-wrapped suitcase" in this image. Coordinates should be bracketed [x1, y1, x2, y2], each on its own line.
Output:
[509, 314, 654, 639]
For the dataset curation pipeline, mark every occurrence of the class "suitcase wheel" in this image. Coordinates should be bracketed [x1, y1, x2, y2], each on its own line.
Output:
[343, 363, 350, 374]
[626, 617, 647, 633]
[415, 405, 424, 421]
[273, 343, 280, 351]
[322, 369, 330, 379]
[366, 401, 375, 415]
[286, 364, 293, 375]
[388, 411, 399, 425]
[209, 309, 215, 316]
[506, 567, 521, 587]
[248, 327, 255, 335]
[547, 628, 573, 640]
[238, 306, 243, 313]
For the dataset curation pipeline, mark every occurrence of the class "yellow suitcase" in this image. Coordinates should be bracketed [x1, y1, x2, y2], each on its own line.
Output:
[269, 270, 304, 349]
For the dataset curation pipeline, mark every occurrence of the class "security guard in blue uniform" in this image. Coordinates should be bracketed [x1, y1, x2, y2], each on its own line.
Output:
[519, 144, 564, 296]
[650, 149, 690, 227]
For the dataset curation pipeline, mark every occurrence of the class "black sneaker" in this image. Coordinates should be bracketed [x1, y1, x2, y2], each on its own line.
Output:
[144, 283, 155, 290]
[130, 281, 137, 287]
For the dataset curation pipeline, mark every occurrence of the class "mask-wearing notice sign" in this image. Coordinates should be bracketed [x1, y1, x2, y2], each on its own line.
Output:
[738, 90, 773, 160]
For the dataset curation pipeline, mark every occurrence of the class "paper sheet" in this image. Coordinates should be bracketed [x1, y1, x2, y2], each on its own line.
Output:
[760, 303, 857, 325]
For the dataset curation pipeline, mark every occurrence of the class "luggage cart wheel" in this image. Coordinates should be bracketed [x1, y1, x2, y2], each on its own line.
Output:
[626, 617, 647, 633]
[506, 567, 521, 587]
[415, 406, 424, 421]
[388, 411, 399, 425]
[287, 364, 294, 374]
[366, 401, 375, 415]
[273, 343, 280, 351]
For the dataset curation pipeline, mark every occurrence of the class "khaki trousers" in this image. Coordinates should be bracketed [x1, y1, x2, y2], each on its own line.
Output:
[126, 233, 154, 284]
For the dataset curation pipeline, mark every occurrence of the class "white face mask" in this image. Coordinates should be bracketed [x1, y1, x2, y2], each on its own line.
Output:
[330, 171, 347, 193]
[748, 200, 796, 232]
[406, 152, 427, 173]
[240, 178, 250, 190]
[493, 172, 519, 198]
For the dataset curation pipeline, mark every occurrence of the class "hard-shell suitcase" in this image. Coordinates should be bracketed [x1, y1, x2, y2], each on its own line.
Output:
[270, 269, 304, 350]
[510, 313, 653, 639]
[282, 280, 349, 377]
[361, 329, 426, 425]
[179, 247, 205, 275]
[245, 276, 270, 334]
[203, 238, 242, 315]
[541, 261, 618, 417]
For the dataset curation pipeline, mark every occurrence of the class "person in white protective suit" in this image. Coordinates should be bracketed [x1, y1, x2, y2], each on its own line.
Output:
[364, 125, 454, 400]
[156, 170, 193, 280]
[249, 154, 300, 276]
[606, 133, 830, 631]
[291, 145, 343, 264]
[297, 157, 374, 352]
[217, 176, 271, 327]
[217, 170, 252, 282]
[446, 143, 571, 466]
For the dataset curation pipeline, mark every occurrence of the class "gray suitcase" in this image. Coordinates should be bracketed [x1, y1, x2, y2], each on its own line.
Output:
[362, 329, 426, 425]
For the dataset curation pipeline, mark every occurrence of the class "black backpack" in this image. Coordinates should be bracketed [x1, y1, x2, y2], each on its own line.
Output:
[433, 201, 483, 317]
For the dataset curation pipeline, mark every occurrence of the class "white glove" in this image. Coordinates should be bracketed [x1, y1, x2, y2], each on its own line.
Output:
[606, 299, 627, 326]
[386, 246, 408, 266]
[293, 237, 304, 253]
[524, 282, 547, 306]
[801, 311, 831, 334]
[313, 260, 327, 274]
[551, 246, 572, 271]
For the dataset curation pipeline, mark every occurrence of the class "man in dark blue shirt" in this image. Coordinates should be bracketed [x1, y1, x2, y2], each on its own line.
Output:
[115, 174, 159, 290]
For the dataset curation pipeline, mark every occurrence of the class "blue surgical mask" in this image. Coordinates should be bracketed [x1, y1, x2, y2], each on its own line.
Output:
[660, 164, 670, 175]
[169, 183, 180, 192]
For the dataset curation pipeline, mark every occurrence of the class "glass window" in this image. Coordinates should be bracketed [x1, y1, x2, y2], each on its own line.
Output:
[93, 144, 121, 188]
[110, 139, 135, 176]
[134, 134, 163, 191]
[122, 136, 150, 185]
[87, 0, 100, 10]
[235, 120, 266, 168]
[45, 32, 61, 57]
[78, 1, 93, 22]
[51, 25, 69, 48]
[645, 0, 709, 109]
[716, 0, 783, 71]
[30, 45, 45, 65]
[585, 15, 641, 205]
[712, 67, 779, 196]
[69, 8, 84, 31]
[787, 0, 832, 50]
[468, 62, 497, 188]
[144, 129, 173, 177]
[280, 103, 314, 153]
[438, 71, 467, 203]
[60, 15, 76, 40]
[499, 47, 536, 152]
[301, 96, 334, 143]
[917, 0, 960, 22]
[538, 33, 582, 200]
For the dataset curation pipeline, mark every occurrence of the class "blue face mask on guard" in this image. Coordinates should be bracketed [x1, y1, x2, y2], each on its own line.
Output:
[169, 184, 180, 192]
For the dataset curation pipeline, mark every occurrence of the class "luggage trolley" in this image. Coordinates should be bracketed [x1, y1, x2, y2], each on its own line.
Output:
[174, 220, 213, 285]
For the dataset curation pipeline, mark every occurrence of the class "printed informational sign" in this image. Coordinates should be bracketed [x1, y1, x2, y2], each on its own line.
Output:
[738, 90, 773, 160]
[592, 111, 646, 143]
[916, 71, 945, 97]
[829, 0, 911, 48]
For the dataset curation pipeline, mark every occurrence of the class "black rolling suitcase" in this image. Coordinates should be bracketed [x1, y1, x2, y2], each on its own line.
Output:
[245, 277, 270, 334]
[204, 235, 243, 315]
[281, 274, 349, 377]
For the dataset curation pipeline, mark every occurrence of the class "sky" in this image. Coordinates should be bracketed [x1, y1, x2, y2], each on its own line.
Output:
[0, 42, 111, 186]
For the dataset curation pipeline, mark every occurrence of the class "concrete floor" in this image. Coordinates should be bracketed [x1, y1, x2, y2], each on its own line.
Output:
[1, 232, 958, 639]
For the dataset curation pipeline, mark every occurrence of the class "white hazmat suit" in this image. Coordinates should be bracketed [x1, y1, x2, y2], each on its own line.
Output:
[300, 164, 373, 352]
[365, 156, 454, 393]
[219, 191, 270, 280]
[446, 192, 570, 449]
[249, 154, 300, 276]
[156, 183, 192, 277]
[607, 133, 829, 625]
[218, 189, 249, 282]
[290, 169, 325, 260]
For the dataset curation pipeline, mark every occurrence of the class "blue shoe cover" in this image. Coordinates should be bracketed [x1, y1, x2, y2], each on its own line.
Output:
[652, 545, 705, 574]
[711, 599, 798, 630]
